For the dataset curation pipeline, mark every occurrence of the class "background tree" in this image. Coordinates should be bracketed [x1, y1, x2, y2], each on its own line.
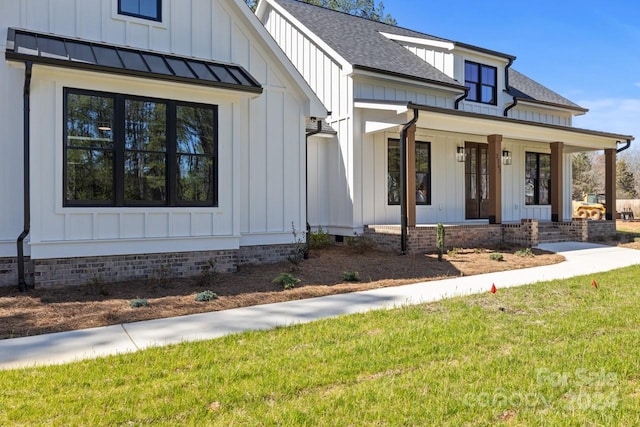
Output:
[245, 0, 396, 25]
[617, 158, 638, 199]
[571, 152, 597, 200]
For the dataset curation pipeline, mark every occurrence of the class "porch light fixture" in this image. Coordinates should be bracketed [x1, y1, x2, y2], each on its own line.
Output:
[456, 146, 467, 162]
[502, 150, 512, 165]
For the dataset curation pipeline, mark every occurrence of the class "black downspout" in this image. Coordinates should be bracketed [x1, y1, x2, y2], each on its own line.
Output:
[617, 139, 632, 154]
[503, 58, 516, 117]
[400, 109, 419, 255]
[17, 61, 33, 292]
[454, 87, 469, 110]
[503, 96, 518, 117]
[304, 118, 323, 259]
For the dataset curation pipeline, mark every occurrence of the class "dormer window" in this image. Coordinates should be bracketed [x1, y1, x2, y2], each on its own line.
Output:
[118, 0, 161, 22]
[464, 61, 497, 105]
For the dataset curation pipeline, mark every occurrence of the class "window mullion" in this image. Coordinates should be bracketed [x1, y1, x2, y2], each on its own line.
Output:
[167, 101, 177, 206]
[114, 95, 125, 207]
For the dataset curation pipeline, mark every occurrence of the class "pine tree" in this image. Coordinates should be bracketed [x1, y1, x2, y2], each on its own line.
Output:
[617, 158, 638, 199]
[572, 152, 597, 200]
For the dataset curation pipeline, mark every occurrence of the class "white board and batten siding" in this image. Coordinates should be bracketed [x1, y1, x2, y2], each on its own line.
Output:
[262, 4, 362, 233]
[0, 0, 314, 260]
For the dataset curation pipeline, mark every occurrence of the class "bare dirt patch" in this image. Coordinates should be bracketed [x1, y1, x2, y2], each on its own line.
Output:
[0, 245, 565, 340]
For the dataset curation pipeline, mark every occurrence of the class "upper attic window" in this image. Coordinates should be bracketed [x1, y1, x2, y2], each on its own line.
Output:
[465, 61, 497, 105]
[118, 0, 161, 22]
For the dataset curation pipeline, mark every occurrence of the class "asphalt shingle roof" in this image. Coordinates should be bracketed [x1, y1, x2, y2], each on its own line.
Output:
[507, 69, 587, 111]
[272, 0, 585, 111]
[273, 0, 462, 88]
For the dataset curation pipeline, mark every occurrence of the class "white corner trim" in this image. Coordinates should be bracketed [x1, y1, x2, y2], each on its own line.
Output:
[354, 101, 409, 114]
[378, 31, 454, 51]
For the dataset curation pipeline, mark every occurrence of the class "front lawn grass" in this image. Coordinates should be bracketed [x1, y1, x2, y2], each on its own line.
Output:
[2, 266, 640, 426]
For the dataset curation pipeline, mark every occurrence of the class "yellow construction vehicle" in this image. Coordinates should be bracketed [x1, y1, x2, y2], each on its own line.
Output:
[572, 193, 606, 220]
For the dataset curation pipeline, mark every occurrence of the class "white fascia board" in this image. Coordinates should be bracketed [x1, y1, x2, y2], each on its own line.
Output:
[378, 31, 455, 51]
[354, 100, 409, 114]
[234, 0, 327, 118]
[365, 121, 401, 134]
[258, 0, 354, 77]
[454, 45, 511, 64]
[416, 111, 621, 150]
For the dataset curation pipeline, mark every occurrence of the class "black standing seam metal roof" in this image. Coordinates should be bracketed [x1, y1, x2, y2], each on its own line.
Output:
[271, 0, 586, 112]
[4, 28, 263, 94]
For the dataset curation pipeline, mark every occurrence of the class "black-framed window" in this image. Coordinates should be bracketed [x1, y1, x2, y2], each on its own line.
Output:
[64, 88, 217, 207]
[525, 152, 551, 205]
[118, 0, 162, 21]
[387, 139, 431, 205]
[464, 61, 497, 105]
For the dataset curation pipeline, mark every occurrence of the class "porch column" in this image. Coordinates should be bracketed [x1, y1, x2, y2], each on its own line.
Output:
[487, 134, 502, 224]
[605, 148, 617, 221]
[406, 123, 417, 227]
[550, 142, 564, 222]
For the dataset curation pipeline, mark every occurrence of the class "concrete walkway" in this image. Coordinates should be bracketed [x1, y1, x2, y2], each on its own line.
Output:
[1, 242, 638, 370]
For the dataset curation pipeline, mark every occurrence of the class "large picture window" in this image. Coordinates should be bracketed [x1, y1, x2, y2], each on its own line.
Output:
[525, 152, 551, 205]
[387, 139, 431, 205]
[465, 61, 497, 105]
[118, 0, 161, 21]
[64, 88, 217, 207]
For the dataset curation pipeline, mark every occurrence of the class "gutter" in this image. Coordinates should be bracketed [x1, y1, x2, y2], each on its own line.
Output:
[304, 118, 324, 258]
[617, 139, 632, 153]
[454, 87, 469, 110]
[399, 109, 419, 254]
[17, 61, 33, 292]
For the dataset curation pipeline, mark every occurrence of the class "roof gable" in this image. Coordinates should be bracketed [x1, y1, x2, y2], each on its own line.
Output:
[270, 0, 464, 89]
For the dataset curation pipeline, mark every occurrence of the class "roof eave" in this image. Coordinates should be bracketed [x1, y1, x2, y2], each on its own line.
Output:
[513, 97, 588, 115]
[407, 102, 634, 142]
[352, 65, 467, 93]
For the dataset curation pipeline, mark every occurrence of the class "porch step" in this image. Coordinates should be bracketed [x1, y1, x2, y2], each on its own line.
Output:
[537, 224, 572, 243]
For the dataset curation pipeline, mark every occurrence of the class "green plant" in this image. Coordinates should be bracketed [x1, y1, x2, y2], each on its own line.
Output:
[309, 226, 332, 249]
[515, 247, 534, 257]
[447, 247, 461, 257]
[489, 252, 504, 262]
[635, 237, 640, 243]
[272, 273, 301, 290]
[195, 290, 218, 302]
[197, 258, 217, 287]
[436, 223, 445, 261]
[288, 222, 308, 268]
[129, 298, 149, 308]
[342, 271, 360, 282]
[346, 233, 374, 254]
[150, 264, 172, 287]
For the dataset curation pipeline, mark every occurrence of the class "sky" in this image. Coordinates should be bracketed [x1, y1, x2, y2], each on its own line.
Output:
[382, 0, 639, 150]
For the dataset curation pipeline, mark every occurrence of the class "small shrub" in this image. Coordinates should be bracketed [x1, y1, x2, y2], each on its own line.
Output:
[342, 271, 360, 282]
[346, 234, 374, 254]
[288, 222, 308, 268]
[129, 298, 149, 308]
[150, 264, 172, 287]
[87, 274, 110, 297]
[309, 226, 332, 249]
[197, 258, 217, 287]
[195, 290, 218, 302]
[515, 248, 534, 258]
[489, 252, 504, 262]
[447, 247, 461, 257]
[273, 273, 301, 290]
[635, 237, 640, 243]
[436, 223, 445, 262]
[474, 248, 486, 254]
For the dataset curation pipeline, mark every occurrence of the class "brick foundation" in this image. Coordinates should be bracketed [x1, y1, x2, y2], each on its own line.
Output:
[0, 243, 299, 288]
[365, 220, 617, 253]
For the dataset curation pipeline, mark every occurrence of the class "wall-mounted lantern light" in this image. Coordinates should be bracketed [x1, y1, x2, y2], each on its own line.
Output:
[502, 150, 512, 165]
[456, 146, 467, 162]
